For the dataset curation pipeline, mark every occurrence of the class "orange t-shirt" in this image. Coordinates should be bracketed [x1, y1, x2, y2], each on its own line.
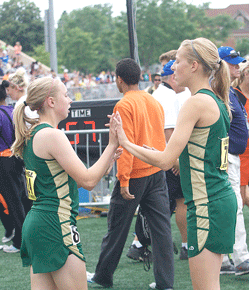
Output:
[114, 90, 166, 187]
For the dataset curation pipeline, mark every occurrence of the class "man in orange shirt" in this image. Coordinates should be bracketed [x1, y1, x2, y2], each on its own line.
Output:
[87, 58, 174, 290]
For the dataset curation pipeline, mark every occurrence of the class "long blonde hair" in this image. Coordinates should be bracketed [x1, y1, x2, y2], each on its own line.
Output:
[181, 37, 231, 114]
[11, 77, 60, 157]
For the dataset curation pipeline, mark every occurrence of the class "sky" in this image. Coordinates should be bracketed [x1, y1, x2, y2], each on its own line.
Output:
[1, 0, 249, 25]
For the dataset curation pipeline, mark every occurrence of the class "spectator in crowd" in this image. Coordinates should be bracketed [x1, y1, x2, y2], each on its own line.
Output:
[14, 41, 22, 64]
[159, 50, 179, 67]
[218, 47, 249, 276]
[144, 73, 161, 95]
[232, 58, 249, 208]
[0, 80, 28, 253]
[62, 69, 69, 86]
[0, 50, 9, 72]
[111, 71, 116, 82]
[30, 61, 39, 81]
[142, 69, 151, 82]
[11, 76, 121, 290]
[114, 38, 237, 290]
[0, 193, 14, 245]
[0, 61, 4, 78]
[2, 70, 10, 81]
[87, 58, 174, 290]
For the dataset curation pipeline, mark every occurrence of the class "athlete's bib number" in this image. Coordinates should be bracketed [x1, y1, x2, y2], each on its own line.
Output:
[220, 137, 229, 171]
[25, 169, 37, 200]
[70, 225, 80, 245]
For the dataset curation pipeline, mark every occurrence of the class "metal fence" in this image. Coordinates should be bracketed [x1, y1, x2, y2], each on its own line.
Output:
[64, 128, 116, 207]
[67, 81, 151, 101]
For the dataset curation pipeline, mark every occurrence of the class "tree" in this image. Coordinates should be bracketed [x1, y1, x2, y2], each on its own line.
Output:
[57, 4, 116, 73]
[30, 44, 50, 67]
[55, 0, 238, 73]
[236, 38, 249, 57]
[57, 27, 99, 73]
[0, 0, 44, 52]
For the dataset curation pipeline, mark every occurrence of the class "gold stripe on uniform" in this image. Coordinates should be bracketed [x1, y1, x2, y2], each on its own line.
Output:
[188, 127, 210, 205]
[196, 205, 209, 251]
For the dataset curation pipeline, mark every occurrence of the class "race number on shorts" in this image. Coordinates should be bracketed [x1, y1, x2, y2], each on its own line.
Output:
[70, 225, 81, 245]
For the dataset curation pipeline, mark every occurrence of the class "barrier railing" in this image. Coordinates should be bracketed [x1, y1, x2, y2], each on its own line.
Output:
[67, 81, 152, 101]
[63, 128, 116, 207]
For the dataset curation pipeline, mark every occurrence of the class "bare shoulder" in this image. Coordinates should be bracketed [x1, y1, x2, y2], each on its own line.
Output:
[35, 127, 67, 142]
[33, 127, 70, 159]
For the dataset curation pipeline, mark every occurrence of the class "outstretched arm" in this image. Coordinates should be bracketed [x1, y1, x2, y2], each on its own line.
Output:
[114, 97, 201, 171]
[34, 114, 120, 191]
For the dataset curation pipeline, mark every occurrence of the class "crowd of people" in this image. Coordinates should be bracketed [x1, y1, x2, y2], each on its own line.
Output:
[0, 36, 248, 290]
[0, 41, 155, 93]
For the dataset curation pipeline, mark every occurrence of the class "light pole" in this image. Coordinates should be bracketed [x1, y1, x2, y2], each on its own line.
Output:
[48, 0, 58, 73]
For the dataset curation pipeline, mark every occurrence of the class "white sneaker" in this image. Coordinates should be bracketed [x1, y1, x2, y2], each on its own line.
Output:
[2, 229, 15, 243]
[86, 271, 95, 283]
[149, 282, 157, 289]
[149, 282, 173, 290]
[0, 245, 4, 250]
[3, 245, 20, 253]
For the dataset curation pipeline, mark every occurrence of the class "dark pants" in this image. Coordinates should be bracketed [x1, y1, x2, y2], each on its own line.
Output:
[166, 170, 184, 216]
[94, 170, 174, 289]
[0, 156, 32, 249]
[0, 199, 14, 237]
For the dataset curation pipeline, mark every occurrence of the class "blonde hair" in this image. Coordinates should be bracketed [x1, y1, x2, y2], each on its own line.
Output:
[181, 38, 231, 114]
[232, 57, 249, 87]
[159, 50, 177, 63]
[12, 77, 60, 157]
[8, 67, 29, 91]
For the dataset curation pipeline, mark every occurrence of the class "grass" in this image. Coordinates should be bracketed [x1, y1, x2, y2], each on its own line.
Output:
[1, 207, 249, 289]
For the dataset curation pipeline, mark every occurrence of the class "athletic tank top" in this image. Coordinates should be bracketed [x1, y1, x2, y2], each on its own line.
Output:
[179, 89, 233, 208]
[23, 123, 79, 222]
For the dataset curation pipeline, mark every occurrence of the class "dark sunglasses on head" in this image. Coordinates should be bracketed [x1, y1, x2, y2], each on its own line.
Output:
[228, 51, 240, 58]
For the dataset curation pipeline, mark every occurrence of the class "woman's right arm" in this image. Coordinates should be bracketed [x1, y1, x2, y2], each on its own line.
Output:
[114, 96, 202, 171]
[34, 116, 119, 191]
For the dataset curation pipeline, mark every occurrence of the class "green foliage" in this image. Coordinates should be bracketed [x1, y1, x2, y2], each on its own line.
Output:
[29, 44, 50, 67]
[57, 27, 99, 73]
[110, 0, 237, 69]
[57, 4, 116, 73]
[0, 0, 44, 52]
[0, 0, 240, 73]
[236, 38, 249, 57]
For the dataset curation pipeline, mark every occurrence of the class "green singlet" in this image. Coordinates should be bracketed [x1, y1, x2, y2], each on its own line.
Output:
[179, 89, 237, 257]
[21, 123, 85, 273]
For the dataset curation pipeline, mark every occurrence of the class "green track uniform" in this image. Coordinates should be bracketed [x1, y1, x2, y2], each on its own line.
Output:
[179, 89, 237, 258]
[21, 124, 85, 274]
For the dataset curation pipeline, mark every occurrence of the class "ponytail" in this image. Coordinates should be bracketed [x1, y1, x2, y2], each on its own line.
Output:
[210, 60, 231, 117]
[11, 102, 39, 158]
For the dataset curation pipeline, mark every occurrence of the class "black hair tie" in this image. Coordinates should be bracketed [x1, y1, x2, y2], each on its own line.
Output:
[23, 101, 28, 106]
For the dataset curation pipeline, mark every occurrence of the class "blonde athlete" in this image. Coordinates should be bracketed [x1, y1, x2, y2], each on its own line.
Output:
[113, 38, 237, 290]
[11, 77, 121, 290]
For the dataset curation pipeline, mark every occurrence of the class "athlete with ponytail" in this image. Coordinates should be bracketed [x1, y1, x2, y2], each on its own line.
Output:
[113, 37, 236, 290]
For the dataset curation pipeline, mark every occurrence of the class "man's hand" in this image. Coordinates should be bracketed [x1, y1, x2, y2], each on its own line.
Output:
[120, 186, 135, 200]
[171, 159, 180, 176]
[104, 148, 123, 175]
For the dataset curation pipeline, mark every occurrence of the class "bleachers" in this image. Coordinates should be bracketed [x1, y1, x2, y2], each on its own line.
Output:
[0, 39, 51, 73]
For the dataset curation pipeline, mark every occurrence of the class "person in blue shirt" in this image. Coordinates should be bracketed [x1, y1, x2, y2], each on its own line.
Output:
[218, 46, 249, 276]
